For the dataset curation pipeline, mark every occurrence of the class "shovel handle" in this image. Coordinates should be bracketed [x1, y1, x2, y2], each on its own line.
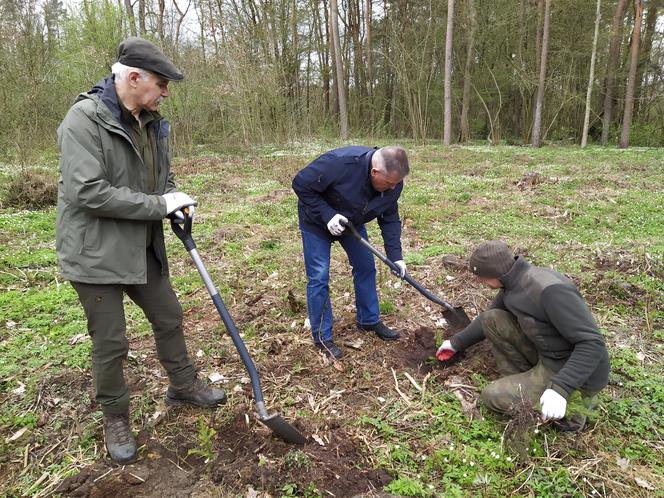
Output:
[169, 207, 195, 251]
[170, 209, 269, 418]
[341, 221, 457, 313]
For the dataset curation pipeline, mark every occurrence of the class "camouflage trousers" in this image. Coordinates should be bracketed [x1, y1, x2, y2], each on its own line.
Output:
[478, 309, 597, 432]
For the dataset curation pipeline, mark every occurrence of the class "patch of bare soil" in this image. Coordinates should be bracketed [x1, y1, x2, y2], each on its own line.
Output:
[208, 412, 390, 496]
[46, 270, 499, 498]
[55, 437, 202, 497]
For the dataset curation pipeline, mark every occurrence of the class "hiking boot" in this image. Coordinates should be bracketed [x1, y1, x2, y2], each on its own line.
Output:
[103, 412, 137, 464]
[166, 376, 227, 408]
[359, 321, 401, 340]
[315, 340, 343, 359]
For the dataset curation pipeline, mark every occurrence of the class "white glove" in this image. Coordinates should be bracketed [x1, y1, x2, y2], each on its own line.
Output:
[539, 388, 567, 421]
[162, 192, 196, 219]
[327, 214, 348, 236]
[436, 339, 456, 361]
[393, 260, 407, 278]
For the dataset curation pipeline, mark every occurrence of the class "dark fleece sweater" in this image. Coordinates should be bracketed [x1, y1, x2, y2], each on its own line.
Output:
[451, 256, 610, 398]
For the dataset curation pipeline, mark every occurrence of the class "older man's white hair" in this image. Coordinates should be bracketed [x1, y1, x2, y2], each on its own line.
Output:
[111, 62, 150, 82]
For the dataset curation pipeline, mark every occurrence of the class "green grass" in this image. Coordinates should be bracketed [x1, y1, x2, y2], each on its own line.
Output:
[1, 144, 662, 496]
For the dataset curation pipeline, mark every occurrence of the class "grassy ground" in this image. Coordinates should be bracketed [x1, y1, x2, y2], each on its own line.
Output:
[0, 143, 662, 497]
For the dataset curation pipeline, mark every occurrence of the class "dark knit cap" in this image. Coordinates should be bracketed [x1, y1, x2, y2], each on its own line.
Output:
[117, 37, 184, 81]
[469, 241, 515, 278]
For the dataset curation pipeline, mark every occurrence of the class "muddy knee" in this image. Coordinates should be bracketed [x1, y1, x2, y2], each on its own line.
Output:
[480, 379, 530, 415]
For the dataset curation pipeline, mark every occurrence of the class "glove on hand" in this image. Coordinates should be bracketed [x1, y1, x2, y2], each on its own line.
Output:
[327, 214, 348, 236]
[436, 339, 456, 361]
[539, 388, 567, 420]
[162, 192, 196, 219]
[393, 260, 407, 278]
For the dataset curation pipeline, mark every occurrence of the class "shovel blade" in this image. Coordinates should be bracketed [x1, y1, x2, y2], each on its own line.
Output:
[443, 306, 471, 331]
[259, 412, 308, 445]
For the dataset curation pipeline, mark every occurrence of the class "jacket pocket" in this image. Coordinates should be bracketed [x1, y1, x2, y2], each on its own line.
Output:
[81, 218, 102, 254]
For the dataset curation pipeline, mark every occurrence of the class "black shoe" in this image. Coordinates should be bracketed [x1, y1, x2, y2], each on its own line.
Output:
[315, 340, 343, 359]
[103, 412, 137, 464]
[359, 321, 401, 340]
[166, 376, 227, 408]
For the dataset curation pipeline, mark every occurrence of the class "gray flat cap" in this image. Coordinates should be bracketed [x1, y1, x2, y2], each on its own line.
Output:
[117, 37, 184, 81]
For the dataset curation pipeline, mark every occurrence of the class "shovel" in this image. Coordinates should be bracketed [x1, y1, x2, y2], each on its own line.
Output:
[341, 221, 471, 331]
[170, 210, 307, 445]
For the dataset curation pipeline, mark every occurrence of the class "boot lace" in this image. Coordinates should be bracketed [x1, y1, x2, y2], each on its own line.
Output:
[106, 414, 132, 445]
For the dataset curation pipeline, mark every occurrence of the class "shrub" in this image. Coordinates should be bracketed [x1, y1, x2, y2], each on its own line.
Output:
[1, 169, 58, 209]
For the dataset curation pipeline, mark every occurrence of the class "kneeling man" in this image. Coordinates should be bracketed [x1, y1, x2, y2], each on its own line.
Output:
[438, 241, 609, 431]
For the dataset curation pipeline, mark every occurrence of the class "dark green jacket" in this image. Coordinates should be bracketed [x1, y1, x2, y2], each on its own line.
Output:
[56, 76, 174, 284]
[451, 256, 610, 398]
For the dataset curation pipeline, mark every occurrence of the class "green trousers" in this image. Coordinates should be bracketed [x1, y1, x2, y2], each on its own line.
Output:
[478, 309, 596, 431]
[72, 250, 195, 415]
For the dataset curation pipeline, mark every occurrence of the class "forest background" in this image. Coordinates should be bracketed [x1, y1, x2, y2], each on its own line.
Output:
[1, 0, 663, 162]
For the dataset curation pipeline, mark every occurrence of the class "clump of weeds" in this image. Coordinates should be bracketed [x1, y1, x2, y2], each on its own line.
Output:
[502, 400, 540, 462]
[1, 168, 57, 209]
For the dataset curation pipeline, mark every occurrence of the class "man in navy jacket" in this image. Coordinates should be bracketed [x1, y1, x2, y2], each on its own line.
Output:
[292, 146, 410, 359]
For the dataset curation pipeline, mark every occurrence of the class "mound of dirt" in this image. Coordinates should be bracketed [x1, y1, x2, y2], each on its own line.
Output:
[210, 414, 390, 496]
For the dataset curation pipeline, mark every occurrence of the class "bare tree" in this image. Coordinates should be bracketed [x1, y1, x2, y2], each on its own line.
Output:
[531, 0, 550, 147]
[156, 0, 165, 43]
[366, 0, 373, 99]
[330, 0, 348, 138]
[123, 0, 137, 36]
[443, 0, 454, 145]
[601, 0, 627, 145]
[460, 0, 476, 142]
[535, 0, 544, 78]
[635, 0, 659, 117]
[619, 0, 644, 148]
[172, 0, 191, 47]
[312, 0, 330, 114]
[582, 0, 601, 148]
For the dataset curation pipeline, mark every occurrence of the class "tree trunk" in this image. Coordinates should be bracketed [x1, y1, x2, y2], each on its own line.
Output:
[349, 0, 363, 102]
[531, 0, 550, 148]
[172, 0, 191, 47]
[535, 0, 544, 78]
[366, 0, 373, 98]
[313, 0, 330, 114]
[124, 0, 137, 36]
[443, 0, 455, 145]
[156, 0, 165, 44]
[460, 0, 476, 142]
[511, 0, 525, 139]
[138, 0, 147, 35]
[330, 0, 348, 139]
[601, 0, 628, 145]
[635, 0, 658, 117]
[582, 0, 601, 148]
[619, 0, 644, 148]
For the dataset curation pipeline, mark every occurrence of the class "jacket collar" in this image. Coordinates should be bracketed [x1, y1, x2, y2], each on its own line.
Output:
[85, 75, 125, 126]
[79, 75, 162, 135]
[499, 255, 530, 289]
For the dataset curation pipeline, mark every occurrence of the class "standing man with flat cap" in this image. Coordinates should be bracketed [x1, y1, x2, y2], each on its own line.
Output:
[292, 146, 410, 360]
[56, 37, 225, 464]
[437, 241, 610, 432]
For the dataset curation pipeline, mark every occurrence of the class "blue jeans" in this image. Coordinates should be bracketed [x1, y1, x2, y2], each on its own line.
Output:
[301, 227, 380, 343]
